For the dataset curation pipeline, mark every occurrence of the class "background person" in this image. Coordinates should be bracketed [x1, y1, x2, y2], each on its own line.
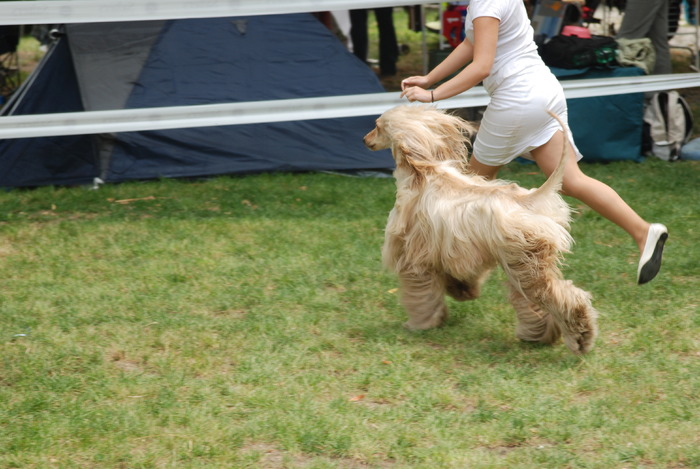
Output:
[350, 8, 399, 76]
[616, 0, 672, 75]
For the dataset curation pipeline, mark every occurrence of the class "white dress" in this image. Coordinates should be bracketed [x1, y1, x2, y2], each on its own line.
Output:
[464, 0, 582, 165]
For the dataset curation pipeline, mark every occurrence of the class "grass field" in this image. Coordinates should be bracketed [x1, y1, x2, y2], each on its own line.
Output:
[1, 158, 698, 468]
[2, 7, 700, 468]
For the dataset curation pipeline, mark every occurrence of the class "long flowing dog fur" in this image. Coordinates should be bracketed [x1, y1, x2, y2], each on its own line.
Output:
[364, 105, 598, 355]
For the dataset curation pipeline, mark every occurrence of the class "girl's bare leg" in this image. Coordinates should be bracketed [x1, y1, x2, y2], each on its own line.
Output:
[530, 131, 650, 252]
[469, 131, 666, 283]
[468, 155, 502, 180]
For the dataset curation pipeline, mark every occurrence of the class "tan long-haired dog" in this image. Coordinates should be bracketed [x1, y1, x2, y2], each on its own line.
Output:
[364, 105, 598, 355]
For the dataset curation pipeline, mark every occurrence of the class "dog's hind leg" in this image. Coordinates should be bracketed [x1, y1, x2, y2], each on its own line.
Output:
[502, 241, 598, 354]
[539, 280, 598, 354]
[513, 277, 598, 355]
[399, 271, 448, 330]
[509, 285, 561, 345]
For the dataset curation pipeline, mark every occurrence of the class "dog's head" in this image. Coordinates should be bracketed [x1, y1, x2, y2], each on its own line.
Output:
[364, 105, 476, 173]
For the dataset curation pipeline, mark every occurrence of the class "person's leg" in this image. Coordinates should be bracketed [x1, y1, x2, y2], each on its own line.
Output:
[472, 130, 666, 284]
[617, 0, 671, 74]
[530, 130, 651, 251]
[650, 0, 672, 74]
[617, 0, 662, 38]
[531, 130, 668, 284]
[374, 7, 399, 75]
[686, 0, 697, 24]
[473, 131, 651, 251]
[349, 9, 369, 62]
[468, 156, 502, 179]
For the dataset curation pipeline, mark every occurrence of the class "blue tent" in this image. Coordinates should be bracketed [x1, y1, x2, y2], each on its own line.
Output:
[0, 14, 393, 188]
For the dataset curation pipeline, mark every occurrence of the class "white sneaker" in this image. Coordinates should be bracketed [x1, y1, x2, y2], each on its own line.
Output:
[637, 223, 668, 285]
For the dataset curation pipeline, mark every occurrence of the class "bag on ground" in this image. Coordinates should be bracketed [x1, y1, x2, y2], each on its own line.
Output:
[643, 91, 694, 161]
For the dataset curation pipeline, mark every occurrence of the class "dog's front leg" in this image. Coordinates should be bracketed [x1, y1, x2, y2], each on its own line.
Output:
[398, 271, 448, 330]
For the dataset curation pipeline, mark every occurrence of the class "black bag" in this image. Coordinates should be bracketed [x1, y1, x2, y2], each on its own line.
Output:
[539, 35, 618, 69]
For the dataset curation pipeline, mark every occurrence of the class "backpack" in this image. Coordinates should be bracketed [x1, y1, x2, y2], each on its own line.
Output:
[539, 35, 618, 69]
[643, 91, 694, 161]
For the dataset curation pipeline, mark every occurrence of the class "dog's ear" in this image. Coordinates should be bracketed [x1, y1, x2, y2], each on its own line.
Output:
[394, 142, 434, 179]
[393, 143, 410, 168]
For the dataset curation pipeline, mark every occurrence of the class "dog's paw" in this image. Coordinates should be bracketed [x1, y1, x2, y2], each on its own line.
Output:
[403, 309, 447, 331]
[562, 323, 598, 355]
[403, 319, 443, 331]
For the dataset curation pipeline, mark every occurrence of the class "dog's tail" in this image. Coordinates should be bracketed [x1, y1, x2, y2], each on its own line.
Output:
[530, 111, 569, 198]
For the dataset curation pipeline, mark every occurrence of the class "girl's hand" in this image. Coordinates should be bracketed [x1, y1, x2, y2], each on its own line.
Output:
[400, 86, 433, 103]
[401, 75, 430, 91]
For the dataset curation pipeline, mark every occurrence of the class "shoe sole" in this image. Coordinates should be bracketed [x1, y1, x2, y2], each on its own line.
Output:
[638, 231, 668, 285]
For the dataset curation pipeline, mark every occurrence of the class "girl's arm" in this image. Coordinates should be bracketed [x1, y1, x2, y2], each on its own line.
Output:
[401, 17, 499, 103]
[401, 40, 474, 91]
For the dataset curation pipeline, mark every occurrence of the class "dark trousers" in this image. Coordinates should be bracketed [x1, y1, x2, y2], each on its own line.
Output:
[349, 8, 399, 76]
[617, 0, 671, 74]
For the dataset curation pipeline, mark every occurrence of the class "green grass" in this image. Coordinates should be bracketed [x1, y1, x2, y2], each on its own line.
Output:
[2, 8, 700, 467]
[1, 159, 699, 468]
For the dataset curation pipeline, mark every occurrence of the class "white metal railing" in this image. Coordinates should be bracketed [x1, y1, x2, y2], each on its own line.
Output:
[0, 0, 417, 25]
[1, 1, 699, 141]
[2, 74, 700, 140]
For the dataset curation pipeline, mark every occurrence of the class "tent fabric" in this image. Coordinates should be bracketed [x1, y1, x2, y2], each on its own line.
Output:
[0, 14, 393, 188]
[0, 38, 98, 187]
[68, 21, 166, 111]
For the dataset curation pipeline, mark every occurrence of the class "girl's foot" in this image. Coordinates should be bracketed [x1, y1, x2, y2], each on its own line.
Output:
[637, 223, 668, 285]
